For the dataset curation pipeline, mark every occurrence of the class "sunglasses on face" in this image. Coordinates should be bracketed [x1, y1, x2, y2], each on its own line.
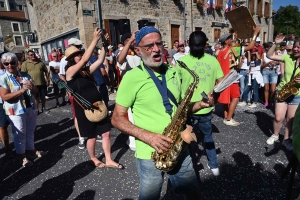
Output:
[3, 61, 16, 66]
[28, 54, 34, 56]
[178, 45, 184, 47]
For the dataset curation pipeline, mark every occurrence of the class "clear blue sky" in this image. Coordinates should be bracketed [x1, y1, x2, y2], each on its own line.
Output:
[273, 0, 300, 11]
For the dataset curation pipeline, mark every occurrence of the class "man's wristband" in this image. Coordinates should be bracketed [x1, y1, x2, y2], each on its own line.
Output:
[252, 35, 257, 41]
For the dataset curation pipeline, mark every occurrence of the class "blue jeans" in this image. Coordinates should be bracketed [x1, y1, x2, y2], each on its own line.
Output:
[136, 148, 199, 200]
[239, 69, 250, 101]
[192, 112, 218, 169]
[243, 75, 259, 103]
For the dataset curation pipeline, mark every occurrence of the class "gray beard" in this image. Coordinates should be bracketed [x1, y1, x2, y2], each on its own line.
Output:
[139, 51, 163, 68]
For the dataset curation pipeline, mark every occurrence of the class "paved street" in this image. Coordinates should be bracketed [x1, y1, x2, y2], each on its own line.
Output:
[0, 92, 299, 200]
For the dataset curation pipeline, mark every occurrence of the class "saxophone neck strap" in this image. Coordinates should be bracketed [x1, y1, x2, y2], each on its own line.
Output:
[291, 59, 300, 81]
[137, 65, 178, 118]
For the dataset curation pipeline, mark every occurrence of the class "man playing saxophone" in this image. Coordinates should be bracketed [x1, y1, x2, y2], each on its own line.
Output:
[266, 34, 300, 151]
[112, 27, 213, 200]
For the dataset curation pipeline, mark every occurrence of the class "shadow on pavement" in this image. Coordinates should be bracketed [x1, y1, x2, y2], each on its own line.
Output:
[160, 151, 299, 200]
[18, 161, 94, 200]
[73, 190, 96, 200]
[0, 118, 78, 199]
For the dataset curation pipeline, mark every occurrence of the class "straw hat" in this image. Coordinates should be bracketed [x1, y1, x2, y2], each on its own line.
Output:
[65, 46, 84, 61]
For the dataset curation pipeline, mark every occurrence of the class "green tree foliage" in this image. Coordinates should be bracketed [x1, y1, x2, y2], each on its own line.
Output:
[273, 5, 300, 40]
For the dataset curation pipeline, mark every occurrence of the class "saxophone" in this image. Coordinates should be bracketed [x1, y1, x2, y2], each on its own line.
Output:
[276, 72, 300, 101]
[151, 60, 199, 172]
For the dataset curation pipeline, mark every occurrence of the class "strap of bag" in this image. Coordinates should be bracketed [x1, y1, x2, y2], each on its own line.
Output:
[137, 65, 178, 119]
[137, 65, 178, 107]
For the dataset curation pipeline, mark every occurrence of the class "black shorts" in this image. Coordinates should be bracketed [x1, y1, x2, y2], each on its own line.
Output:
[0, 104, 9, 127]
[53, 82, 66, 96]
[35, 84, 47, 98]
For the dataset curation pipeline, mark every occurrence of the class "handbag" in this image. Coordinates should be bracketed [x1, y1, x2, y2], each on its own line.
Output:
[53, 78, 108, 122]
[83, 101, 107, 122]
[75, 73, 108, 122]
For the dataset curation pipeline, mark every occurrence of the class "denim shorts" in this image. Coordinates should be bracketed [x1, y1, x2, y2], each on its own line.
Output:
[262, 69, 278, 84]
[276, 94, 300, 105]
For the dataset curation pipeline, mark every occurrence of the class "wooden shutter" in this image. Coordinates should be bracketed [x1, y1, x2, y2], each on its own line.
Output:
[249, 0, 254, 13]
[257, 0, 262, 16]
[171, 25, 180, 46]
[232, 0, 237, 10]
[264, 2, 269, 17]
[104, 19, 112, 45]
[214, 29, 221, 42]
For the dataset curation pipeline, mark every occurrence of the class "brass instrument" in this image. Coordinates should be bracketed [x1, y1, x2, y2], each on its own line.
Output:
[151, 60, 198, 172]
[276, 72, 300, 101]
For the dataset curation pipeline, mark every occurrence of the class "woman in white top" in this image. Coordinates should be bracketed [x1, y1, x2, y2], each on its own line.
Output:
[261, 42, 279, 108]
[241, 51, 262, 108]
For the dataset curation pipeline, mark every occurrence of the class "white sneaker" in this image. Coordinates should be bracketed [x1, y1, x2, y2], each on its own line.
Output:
[266, 134, 279, 145]
[248, 103, 257, 108]
[224, 118, 240, 126]
[207, 164, 220, 176]
[238, 102, 247, 106]
[247, 102, 251, 106]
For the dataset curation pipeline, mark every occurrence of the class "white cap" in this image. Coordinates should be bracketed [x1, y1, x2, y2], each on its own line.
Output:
[108, 45, 113, 49]
[68, 38, 83, 46]
[256, 37, 261, 42]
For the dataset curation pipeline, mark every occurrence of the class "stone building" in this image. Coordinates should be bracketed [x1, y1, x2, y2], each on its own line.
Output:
[27, 0, 273, 63]
[0, 11, 28, 53]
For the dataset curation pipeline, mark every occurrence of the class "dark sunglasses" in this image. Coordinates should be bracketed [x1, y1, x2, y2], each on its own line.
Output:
[178, 45, 184, 47]
[286, 49, 292, 51]
[3, 61, 16, 66]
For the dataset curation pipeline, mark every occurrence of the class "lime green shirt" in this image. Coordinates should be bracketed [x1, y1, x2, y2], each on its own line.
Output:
[278, 54, 300, 96]
[177, 53, 224, 115]
[116, 62, 182, 159]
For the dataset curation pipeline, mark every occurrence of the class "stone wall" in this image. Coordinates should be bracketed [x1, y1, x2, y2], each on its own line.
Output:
[32, 0, 79, 43]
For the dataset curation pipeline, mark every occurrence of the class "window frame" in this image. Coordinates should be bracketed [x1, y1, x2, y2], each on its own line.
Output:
[11, 22, 20, 32]
[13, 35, 24, 46]
[0, 1, 4, 7]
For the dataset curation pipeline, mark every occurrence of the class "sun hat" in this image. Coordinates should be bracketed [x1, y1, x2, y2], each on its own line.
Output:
[65, 46, 84, 61]
[68, 38, 83, 46]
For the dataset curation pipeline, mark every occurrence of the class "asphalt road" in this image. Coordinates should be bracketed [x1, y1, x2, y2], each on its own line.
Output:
[0, 92, 299, 200]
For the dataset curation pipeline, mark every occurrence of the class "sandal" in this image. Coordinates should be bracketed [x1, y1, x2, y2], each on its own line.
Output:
[106, 163, 124, 170]
[23, 158, 33, 167]
[95, 161, 105, 168]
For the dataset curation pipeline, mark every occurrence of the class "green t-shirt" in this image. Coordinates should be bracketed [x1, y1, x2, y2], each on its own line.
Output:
[278, 54, 300, 96]
[21, 60, 48, 86]
[115, 62, 182, 159]
[177, 53, 224, 115]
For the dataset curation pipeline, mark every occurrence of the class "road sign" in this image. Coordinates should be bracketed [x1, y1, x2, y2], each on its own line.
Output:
[83, 10, 92, 16]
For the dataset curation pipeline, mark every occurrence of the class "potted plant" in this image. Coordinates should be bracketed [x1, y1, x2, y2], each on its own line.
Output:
[193, 0, 197, 3]
[215, 4, 223, 11]
[251, 11, 256, 16]
[258, 14, 263, 18]
[264, 15, 270, 19]
[196, 0, 204, 8]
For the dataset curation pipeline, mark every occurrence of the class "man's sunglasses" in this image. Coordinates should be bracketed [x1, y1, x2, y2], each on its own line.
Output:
[3, 62, 16, 66]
